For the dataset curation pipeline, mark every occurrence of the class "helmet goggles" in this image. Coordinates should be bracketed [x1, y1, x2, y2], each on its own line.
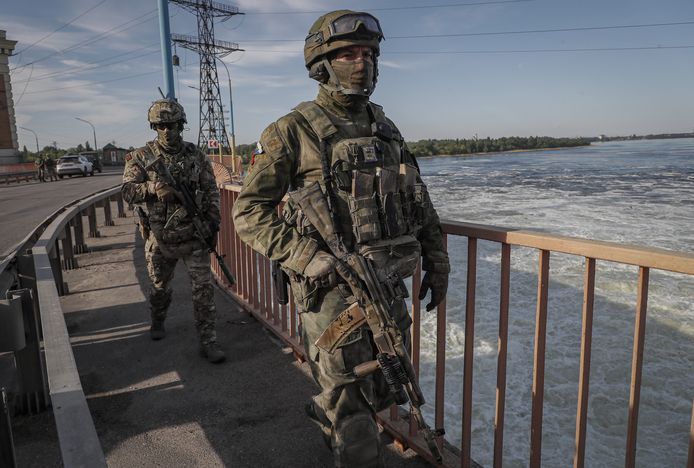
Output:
[328, 13, 383, 41]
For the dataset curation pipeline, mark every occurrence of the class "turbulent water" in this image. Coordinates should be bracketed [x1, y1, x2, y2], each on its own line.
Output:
[415, 138, 694, 467]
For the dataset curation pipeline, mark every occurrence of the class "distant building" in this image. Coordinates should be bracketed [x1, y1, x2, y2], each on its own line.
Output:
[0, 30, 19, 164]
[102, 143, 128, 165]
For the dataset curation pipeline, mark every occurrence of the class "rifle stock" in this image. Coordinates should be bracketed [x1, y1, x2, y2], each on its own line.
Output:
[145, 157, 235, 286]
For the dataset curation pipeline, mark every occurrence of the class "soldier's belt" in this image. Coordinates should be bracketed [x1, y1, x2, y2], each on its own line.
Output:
[314, 302, 367, 354]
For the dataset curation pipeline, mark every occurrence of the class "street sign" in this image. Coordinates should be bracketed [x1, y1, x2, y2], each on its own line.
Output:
[207, 139, 219, 149]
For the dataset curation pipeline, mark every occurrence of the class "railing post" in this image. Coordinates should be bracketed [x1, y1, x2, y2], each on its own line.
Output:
[116, 193, 127, 218]
[8, 289, 48, 414]
[102, 197, 115, 227]
[50, 241, 67, 297]
[61, 225, 77, 270]
[461, 236, 476, 466]
[0, 388, 16, 468]
[625, 267, 650, 468]
[530, 249, 550, 468]
[72, 213, 88, 254]
[87, 205, 100, 238]
[17, 252, 40, 335]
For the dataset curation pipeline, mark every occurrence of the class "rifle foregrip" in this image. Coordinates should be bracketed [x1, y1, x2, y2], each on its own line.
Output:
[353, 359, 380, 378]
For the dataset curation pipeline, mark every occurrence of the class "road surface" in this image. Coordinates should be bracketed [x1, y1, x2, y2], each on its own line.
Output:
[0, 167, 123, 258]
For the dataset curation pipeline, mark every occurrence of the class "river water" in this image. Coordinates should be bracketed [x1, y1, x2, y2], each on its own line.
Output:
[416, 138, 694, 467]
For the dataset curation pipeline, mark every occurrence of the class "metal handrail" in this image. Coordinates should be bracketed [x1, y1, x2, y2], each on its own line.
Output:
[1, 186, 122, 467]
[213, 183, 694, 468]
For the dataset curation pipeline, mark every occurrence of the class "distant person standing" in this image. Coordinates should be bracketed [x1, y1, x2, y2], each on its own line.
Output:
[121, 98, 225, 363]
[34, 155, 46, 182]
[44, 156, 57, 181]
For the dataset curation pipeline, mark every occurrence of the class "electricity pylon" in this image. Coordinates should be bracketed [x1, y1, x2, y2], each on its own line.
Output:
[170, 0, 242, 152]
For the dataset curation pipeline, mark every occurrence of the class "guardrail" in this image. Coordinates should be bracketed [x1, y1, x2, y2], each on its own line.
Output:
[0, 163, 37, 184]
[0, 186, 126, 468]
[212, 183, 694, 468]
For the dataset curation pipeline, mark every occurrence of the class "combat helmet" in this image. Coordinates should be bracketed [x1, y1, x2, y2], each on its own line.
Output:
[148, 99, 187, 129]
[304, 10, 384, 95]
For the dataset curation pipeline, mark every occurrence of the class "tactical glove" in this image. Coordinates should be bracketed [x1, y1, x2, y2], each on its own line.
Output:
[148, 181, 180, 203]
[418, 271, 449, 311]
[304, 251, 339, 289]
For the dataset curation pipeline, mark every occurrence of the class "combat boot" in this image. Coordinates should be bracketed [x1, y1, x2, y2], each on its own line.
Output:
[150, 319, 166, 340]
[200, 341, 226, 363]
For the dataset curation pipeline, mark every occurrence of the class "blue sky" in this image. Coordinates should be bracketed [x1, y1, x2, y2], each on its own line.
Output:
[6, 0, 694, 152]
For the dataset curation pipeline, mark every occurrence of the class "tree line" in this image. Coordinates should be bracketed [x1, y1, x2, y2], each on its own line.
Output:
[21, 141, 133, 162]
[406, 136, 591, 157]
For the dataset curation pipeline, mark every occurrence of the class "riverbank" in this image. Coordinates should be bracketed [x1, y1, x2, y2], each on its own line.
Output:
[415, 143, 592, 159]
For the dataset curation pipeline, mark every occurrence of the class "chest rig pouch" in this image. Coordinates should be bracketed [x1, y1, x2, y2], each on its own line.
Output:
[294, 102, 422, 285]
[145, 142, 203, 245]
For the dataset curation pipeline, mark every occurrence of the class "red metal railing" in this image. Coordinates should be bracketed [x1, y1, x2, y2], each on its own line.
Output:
[213, 184, 694, 468]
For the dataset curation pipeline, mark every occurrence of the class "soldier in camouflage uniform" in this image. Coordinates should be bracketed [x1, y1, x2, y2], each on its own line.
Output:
[44, 156, 57, 182]
[232, 10, 449, 466]
[35, 155, 46, 182]
[122, 99, 225, 363]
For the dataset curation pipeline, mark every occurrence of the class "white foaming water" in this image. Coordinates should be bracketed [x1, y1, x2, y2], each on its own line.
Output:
[415, 139, 694, 467]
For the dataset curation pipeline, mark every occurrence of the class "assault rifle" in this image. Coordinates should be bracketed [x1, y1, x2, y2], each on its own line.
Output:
[145, 156, 235, 286]
[289, 181, 444, 464]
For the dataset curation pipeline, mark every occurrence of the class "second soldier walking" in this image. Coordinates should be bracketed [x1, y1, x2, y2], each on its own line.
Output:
[122, 99, 225, 363]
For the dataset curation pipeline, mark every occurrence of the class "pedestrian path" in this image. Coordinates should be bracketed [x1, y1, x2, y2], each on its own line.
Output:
[11, 211, 431, 467]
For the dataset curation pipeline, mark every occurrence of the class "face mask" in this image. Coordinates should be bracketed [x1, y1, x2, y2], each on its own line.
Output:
[329, 58, 375, 96]
[155, 123, 183, 150]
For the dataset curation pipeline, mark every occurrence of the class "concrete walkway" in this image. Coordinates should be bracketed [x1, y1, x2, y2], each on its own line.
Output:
[11, 210, 431, 467]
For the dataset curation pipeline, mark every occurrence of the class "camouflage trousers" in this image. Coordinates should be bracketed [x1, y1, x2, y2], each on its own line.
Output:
[301, 286, 412, 467]
[145, 236, 217, 345]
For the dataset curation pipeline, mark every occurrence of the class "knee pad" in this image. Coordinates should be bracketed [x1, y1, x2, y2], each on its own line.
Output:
[149, 287, 172, 311]
[331, 413, 382, 468]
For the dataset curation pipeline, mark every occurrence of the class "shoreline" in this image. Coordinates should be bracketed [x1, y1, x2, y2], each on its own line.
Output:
[415, 144, 591, 159]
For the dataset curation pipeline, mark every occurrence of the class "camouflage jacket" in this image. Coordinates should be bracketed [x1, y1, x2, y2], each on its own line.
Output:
[232, 88, 449, 276]
[121, 140, 220, 248]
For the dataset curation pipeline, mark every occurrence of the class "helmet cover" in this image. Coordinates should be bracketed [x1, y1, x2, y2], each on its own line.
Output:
[148, 99, 187, 126]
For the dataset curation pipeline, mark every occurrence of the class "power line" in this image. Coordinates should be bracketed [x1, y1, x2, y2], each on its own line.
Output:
[11, 8, 158, 72]
[21, 70, 160, 95]
[12, 44, 161, 84]
[14, 64, 34, 106]
[387, 44, 694, 54]
[389, 20, 694, 39]
[13, 0, 110, 56]
[234, 19, 694, 43]
[246, 0, 532, 15]
[242, 44, 694, 55]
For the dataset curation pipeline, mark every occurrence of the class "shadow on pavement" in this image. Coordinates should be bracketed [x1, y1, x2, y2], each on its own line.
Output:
[13, 207, 431, 467]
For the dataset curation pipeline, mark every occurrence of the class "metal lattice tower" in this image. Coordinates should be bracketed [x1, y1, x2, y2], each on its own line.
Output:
[170, 0, 242, 152]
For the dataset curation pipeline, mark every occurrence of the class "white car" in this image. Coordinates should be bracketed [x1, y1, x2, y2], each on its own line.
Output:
[57, 155, 94, 178]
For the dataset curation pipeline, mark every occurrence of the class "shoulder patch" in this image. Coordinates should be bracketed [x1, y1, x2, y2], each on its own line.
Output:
[259, 123, 287, 156]
[125, 153, 132, 162]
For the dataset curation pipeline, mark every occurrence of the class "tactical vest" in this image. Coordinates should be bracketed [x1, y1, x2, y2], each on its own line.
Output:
[137, 142, 205, 246]
[291, 101, 428, 285]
